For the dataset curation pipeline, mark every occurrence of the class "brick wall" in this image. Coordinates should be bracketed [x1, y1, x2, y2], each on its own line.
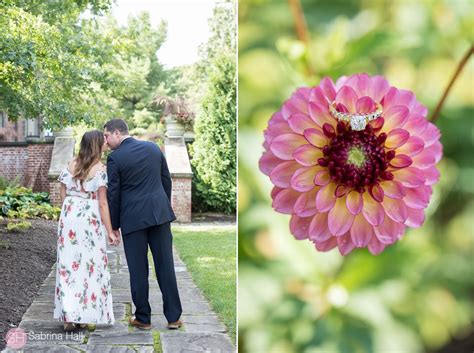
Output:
[0, 145, 28, 184]
[0, 142, 53, 192]
[171, 176, 192, 223]
[27, 143, 54, 192]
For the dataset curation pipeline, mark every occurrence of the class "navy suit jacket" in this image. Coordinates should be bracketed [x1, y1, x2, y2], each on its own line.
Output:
[106, 137, 176, 235]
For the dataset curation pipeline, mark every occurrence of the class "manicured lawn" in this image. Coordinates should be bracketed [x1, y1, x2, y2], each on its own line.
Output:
[173, 227, 236, 343]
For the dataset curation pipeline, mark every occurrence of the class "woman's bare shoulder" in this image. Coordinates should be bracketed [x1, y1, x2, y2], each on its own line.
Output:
[89, 162, 106, 177]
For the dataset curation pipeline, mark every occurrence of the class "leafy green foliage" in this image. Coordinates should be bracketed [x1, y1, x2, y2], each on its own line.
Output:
[191, 1, 236, 214]
[6, 220, 32, 232]
[0, 187, 60, 220]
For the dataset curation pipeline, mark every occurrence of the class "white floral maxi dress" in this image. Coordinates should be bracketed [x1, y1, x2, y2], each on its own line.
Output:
[53, 168, 115, 325]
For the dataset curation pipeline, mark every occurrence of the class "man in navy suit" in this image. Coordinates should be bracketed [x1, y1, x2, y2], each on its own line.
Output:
[104, 119, 182, 330]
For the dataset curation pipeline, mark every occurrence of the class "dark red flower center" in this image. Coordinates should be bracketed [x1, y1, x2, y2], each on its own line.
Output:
[320, 122, 393, 192]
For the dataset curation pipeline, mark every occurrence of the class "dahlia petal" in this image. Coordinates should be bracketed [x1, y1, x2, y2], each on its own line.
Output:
[374, 216, 400, 245]
[370, 116, 384, 130]
[369, 184, 384, 202]
[316, 183, 337, 212]
[336, 103, 349, 113]
[335, 75, 348, 89]
[270, 161, 301, 188]
[396, 136, 425, 157]
[309, 102, 336, 128]
[346, 190, 363, 215]
[282, 95, 309, 119]
[405, 207, 425, 228]
[308, 212, 332, 242]
[304, 128, 328, 148]
[403, 114, 428, 136]
[412, 102, 428, 117]
[295, 87, 311, 100]
[385, 128, 410, 149]
[309, 86, 328, 106]
[268, 111, 285, 126]
[270, 133, 307, 160]
[272, 188, 300, 214]
[354, 73, 371, 97]
[381, 106, 409, 132]
[412, 150, 435, 169]
[389, 154, 413, 169]
[288, 113, 316, 134]
[264, 122, 292, 144]
[337, 233, 356, 255]
[335, 184, 349, 198]
[395, 167, 426, 187]
[290, 166, 318, 192]
[369, 75, 390, 103]
[343, 74, 359, 90]
[319, 77, 337, 102]
[424, 123, 441, 147]
[289, 214, 311, 240]
[382, 87, 400, 110]
[314, 170, 331, 186]
[293, 144, 323, 167]
[380, 180, 406, 199]
[335, 86, 358, 112]
[362, 192, 385, 226]
[413, 142, 442, 168]
[294, 188, 318, 217]
[404, 186, 429, 209]
[313, 237, 338, 252]
[383, 197, 408, 223]
[259, 151, 283, 176]
[350, 214, 373, 247]
[423, 166, 441, 185]
[368, 236, 387, 255]
[356, 96, 376, 113]
[328, 197, 355, 236]
[397, 90, 416, 110]
[430, 141, 443, 164]
[271, 186, 284, 199]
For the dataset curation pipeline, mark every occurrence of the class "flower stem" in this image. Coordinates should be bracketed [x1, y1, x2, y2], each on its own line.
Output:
[287, 0, 313, 76]
[430, 45, 473, 122]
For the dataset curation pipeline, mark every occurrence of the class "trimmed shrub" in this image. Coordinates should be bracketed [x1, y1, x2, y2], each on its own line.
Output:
[191, 54, 236, 214]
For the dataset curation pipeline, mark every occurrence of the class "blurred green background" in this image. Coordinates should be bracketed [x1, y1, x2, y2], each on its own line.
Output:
[238, 0, 473, 352]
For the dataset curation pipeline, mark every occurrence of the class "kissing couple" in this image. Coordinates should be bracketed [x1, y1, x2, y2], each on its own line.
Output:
[53, 118, 183, 331]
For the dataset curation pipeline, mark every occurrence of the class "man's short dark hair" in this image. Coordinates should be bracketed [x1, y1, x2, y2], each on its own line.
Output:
[104, 119, 129, 134]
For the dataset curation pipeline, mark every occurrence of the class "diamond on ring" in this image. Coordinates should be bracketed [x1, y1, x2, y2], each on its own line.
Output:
[329, 101, 383, 131]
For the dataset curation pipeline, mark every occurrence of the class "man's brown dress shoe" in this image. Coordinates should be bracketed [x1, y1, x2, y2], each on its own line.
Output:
[167, 319, 183, 329]
[129, 316, 152, 330]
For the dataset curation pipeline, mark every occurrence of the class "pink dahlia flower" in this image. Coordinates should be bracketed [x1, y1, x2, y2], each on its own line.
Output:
[259, 73, 442, 255]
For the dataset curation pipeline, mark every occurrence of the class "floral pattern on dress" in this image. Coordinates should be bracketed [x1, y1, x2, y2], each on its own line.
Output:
[54, 167, 115, 325]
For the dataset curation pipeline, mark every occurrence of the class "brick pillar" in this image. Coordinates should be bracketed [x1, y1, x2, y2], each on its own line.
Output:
[164, 137, 193, 223]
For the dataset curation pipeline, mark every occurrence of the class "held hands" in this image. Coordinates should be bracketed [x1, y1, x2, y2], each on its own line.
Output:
[107, 229, 121, 246]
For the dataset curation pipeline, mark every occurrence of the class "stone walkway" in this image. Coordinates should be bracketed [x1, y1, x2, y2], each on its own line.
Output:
[2, 225, 235, 352]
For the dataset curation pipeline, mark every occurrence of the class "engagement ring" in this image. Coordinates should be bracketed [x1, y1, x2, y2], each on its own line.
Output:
[329, 101, 383, 131]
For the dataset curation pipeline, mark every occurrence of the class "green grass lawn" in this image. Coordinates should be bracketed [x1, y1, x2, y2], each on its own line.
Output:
[172, 226, 236, 343]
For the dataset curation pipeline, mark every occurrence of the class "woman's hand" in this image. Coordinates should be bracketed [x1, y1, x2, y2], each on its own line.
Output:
[107, 232, 119, 246]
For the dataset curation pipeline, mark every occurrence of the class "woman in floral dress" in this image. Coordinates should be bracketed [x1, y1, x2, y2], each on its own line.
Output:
[54, 130, 119, 331]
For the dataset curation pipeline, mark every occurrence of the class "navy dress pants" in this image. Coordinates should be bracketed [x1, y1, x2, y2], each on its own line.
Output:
[122, 222, 182, 324]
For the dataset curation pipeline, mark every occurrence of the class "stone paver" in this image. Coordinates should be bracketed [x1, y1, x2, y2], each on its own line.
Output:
[161, 332, 234, 353]
[2, 223, 235, 352]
